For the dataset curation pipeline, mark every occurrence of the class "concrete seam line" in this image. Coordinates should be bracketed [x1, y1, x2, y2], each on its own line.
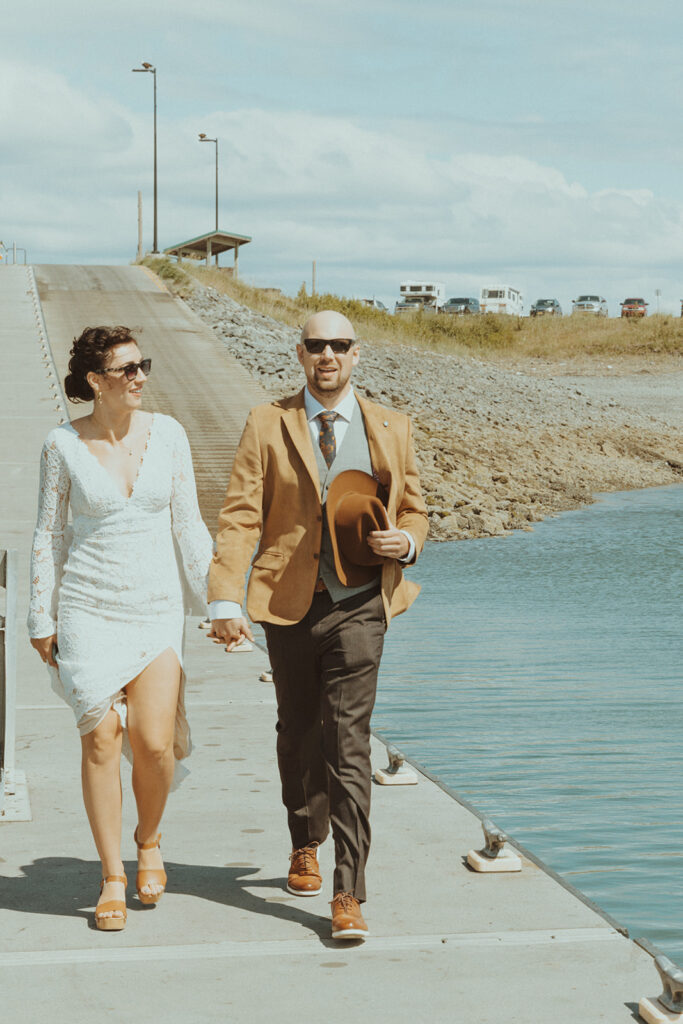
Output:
[0, 927, 623, 968]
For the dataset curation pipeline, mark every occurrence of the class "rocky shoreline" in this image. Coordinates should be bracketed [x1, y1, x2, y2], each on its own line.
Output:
[183, 282, 683, 540]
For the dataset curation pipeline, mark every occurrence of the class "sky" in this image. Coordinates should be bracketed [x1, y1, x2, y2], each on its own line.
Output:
[4, 0, 683, 314]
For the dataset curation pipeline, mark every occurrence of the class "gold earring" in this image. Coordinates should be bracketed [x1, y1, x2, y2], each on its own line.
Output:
[95, 389, 102, 404]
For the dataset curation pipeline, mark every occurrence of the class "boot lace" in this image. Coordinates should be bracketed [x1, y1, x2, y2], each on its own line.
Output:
[290, 843, 320, 876]
[331, 891, 356, 912]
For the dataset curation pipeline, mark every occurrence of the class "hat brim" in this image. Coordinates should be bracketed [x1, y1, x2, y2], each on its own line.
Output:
[326, 470, 390, 587]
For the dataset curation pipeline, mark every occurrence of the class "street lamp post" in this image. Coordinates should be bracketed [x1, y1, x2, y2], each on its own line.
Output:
[132, 62, 158, 253]
[198, 133, 219, 232]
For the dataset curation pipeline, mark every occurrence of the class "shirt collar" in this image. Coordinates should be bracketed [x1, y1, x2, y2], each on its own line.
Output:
[304, 387, 357, 424]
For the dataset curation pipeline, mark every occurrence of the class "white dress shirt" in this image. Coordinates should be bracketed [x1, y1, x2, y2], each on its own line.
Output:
[209, 387, 414, 621]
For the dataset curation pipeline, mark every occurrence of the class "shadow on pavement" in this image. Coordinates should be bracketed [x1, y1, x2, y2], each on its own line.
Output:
[0, 858, 330, 939]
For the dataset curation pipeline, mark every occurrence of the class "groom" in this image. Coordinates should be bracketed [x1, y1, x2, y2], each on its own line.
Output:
[208, 309, 428, 940]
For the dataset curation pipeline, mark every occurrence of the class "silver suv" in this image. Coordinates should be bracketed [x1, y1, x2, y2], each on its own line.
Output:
[572, 295, 608, 317]
[530, 298, 562, 317]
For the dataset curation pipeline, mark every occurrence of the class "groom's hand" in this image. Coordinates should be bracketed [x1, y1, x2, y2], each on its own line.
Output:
[209, 617, 254, 652]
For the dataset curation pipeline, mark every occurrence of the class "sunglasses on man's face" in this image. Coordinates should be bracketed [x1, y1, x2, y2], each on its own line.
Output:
[98, 358, 152, 381]
[302, 338, 355, 355]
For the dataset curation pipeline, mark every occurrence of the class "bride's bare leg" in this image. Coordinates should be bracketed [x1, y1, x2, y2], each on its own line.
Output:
[81, 708, 125, 920]
[126, 648, 182, 897]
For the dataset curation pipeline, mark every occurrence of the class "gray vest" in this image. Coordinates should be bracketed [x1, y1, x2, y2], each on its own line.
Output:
[314, 403, 380, 602]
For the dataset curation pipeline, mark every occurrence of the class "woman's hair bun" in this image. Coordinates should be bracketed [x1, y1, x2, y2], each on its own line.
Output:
[64, 325, 137, 403]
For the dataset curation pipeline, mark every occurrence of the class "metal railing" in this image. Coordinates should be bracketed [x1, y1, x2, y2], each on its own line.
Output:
[0, 242, 27, 265]
[0, 549, 18, 816]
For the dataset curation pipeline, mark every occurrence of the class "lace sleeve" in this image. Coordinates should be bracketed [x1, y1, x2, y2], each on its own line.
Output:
[28, 437, 71, 638]
[170, 421, 213, 614]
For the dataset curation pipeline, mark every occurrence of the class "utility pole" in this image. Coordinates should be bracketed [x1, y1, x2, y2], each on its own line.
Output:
[198, 133, 219, 234]
[137, 191, 143, 261]
[132, 63, 158, 253]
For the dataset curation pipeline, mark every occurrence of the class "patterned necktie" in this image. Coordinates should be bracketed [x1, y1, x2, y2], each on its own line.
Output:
[317, 411, 338, 468]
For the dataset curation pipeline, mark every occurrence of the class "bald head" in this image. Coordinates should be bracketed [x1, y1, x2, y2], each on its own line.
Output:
[300, 310, 356, 343]
[297, 309, 360, 407]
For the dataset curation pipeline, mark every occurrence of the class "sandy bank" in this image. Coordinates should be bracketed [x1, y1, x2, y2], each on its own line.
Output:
[182, 283, 682, 540]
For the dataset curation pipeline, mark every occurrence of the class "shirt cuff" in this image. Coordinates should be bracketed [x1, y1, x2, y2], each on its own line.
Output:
[398, 531, 416, 563]
[209, 600, 243, 621]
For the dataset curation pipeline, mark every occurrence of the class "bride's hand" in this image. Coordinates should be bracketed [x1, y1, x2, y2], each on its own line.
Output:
[30, 634, 59, 668]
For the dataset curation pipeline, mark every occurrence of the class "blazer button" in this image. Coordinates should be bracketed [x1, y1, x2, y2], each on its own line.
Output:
[317, 514, 322, 522]
[313, 552, 320, 560]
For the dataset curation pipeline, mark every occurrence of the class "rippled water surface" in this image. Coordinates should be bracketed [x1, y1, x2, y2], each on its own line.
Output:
[374, 484, 683, 958]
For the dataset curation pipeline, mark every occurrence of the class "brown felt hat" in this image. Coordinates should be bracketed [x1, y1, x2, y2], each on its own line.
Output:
[325, 470, 390, 587]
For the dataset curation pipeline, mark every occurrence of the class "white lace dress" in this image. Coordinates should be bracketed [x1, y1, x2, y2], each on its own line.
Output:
[27, 413, 214, 778]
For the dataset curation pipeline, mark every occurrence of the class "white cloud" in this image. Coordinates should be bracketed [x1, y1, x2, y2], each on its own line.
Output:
[0, 62, 131, 159]
[4, 62, 683, 310]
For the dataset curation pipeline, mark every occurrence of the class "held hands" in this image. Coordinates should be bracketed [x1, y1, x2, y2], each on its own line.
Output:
[208, 617, 254, 652]
[30, 634, 59, 668]
[367, 526, 410, 560]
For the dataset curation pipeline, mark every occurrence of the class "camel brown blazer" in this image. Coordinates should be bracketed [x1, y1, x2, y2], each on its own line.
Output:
[208, 389, 429, 627]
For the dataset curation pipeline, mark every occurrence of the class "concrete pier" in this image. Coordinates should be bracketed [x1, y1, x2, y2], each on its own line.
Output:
[0, 264, 659, 1022]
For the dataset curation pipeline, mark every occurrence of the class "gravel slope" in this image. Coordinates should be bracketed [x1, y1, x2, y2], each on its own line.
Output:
[184, 284, 683, 540]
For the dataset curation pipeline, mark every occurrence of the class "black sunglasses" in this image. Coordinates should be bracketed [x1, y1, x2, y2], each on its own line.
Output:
[302, 338, 355, 355]
[98, 358, 152, 381]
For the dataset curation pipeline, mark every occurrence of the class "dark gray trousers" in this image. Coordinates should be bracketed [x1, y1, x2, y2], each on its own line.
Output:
[264, 587, 385, 903]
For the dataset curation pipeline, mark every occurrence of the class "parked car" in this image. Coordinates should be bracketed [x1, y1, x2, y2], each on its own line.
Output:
[620, 297, 648, 318]
[571, 295, 608, 317]
[394, 298, 423, 315]
[530, 298, 562, 317]
[440, 296, 481, 315]
[360, 298, 388, 312]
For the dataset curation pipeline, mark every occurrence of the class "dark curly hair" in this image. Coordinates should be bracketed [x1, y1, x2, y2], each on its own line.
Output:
[64, 325, 139, 403]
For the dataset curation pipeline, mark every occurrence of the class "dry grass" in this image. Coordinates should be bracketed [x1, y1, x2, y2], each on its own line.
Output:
[510, 313, 683, 359]
[141, 257, 683, 361]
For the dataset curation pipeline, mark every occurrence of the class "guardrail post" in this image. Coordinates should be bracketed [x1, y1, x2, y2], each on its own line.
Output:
[0, 549, 18, 816]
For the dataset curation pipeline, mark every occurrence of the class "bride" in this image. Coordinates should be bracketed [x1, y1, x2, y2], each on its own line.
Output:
[28, 325, 213, 931]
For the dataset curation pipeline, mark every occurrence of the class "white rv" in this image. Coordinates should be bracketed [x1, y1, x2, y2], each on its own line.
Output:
[480, 285, 523, 316]
[395, 280, 445, 314]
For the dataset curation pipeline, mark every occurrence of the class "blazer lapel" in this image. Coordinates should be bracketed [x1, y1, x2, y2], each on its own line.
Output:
[281, 389, 321, 493]
[357, 394, 393, 489]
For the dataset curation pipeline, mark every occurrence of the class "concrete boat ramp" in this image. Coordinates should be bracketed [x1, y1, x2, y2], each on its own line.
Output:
[0, 264, 667, 1022]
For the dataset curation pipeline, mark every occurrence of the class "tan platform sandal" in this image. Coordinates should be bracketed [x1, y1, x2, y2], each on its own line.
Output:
[94, 874, 127, 931]
[134, 827, 167, 905]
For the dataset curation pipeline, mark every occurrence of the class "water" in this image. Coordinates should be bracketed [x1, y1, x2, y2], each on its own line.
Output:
[374, 483, 683, 959]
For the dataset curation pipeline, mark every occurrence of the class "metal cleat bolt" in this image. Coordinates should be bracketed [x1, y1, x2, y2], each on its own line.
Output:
[482, 818, 508, 858]
[386, 745, 405, 773]
[639, 955, 683, 1022]
[373, 744, 417, 786]
[655, 956, 683, 1013]
[467, 819, 522, 873]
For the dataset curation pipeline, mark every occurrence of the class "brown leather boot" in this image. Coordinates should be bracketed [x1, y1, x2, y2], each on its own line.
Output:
[287, 842, 322, 896]
[330, 891, 368, 940]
